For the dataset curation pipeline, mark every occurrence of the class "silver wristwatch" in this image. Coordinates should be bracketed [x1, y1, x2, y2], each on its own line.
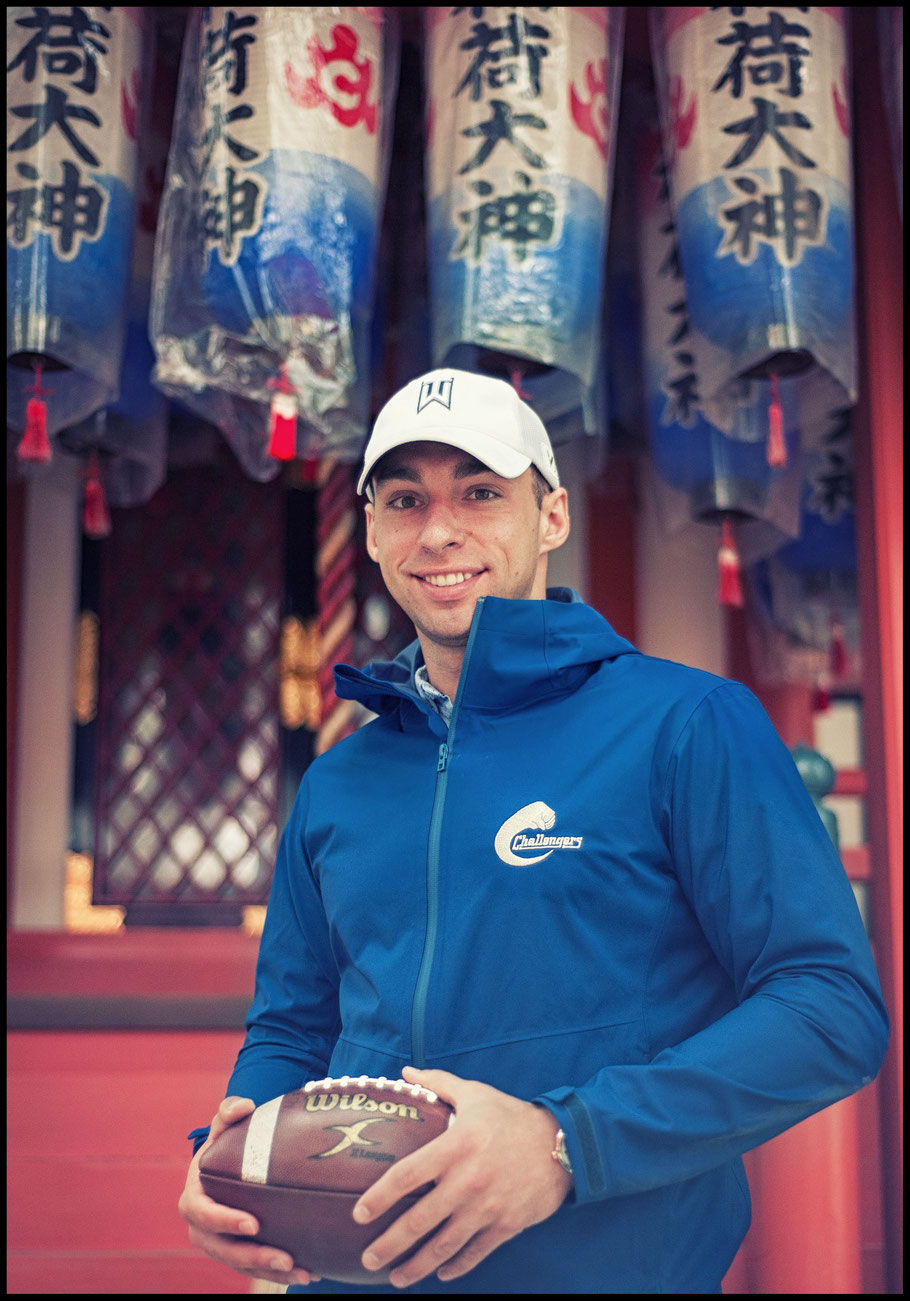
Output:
[552, 1127, 573, 1176]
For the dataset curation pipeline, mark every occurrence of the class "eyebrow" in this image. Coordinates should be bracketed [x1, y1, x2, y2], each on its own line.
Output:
[372, 455, 494, 486]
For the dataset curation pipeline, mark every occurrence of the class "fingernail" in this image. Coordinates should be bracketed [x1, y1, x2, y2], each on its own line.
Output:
[238, 1219, 256, 1234]
[271, 1256, 292, 1272]
[363, 1251, 381, 1270]
[353, 1204, 371, 1224]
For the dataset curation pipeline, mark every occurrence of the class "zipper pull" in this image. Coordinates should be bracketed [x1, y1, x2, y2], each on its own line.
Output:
[437, 742, 449, 772]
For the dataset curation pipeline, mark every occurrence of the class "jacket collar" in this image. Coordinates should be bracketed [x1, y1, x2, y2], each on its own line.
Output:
[333, 588, 640, 722]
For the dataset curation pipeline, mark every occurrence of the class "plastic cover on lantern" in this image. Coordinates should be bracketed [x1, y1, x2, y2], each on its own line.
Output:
[423, 7, 623, 440]
[649, 7, 857, 450]
[636, 76, 804, 569]
[7, 6, 144, 455]
[56, 12, 177, 521]
[150, 7, 398, 480]
[747, 404, 861, 691]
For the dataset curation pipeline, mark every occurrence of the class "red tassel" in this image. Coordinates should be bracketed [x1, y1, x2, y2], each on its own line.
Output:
[83, 453, 111, 538]
[17, 363, 53, 463]
[717, 518, 744, 608]
[300, 456, 321, 486]
[766, 372, 787, 467]
[267, 370, 298, 460]
[830, 608, 848, 678]
[812, 680, 832, 713]
[509, 367, 532, 401]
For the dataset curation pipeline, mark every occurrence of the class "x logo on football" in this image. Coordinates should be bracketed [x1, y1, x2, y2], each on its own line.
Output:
[313, 1118, 386, 1158]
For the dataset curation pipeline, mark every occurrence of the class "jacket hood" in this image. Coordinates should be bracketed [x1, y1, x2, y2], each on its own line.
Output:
[333, 587, 640, 718]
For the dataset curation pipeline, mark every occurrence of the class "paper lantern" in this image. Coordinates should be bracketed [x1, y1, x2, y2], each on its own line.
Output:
[424, 6, 623, 434]
[150, 6, 396, 479]
[57, 15, 181, 536]
[637, 87, 803, 605]
[748, 405, 860, 706]
[650, 7, 856, 455]
[7, 6, 144, 456]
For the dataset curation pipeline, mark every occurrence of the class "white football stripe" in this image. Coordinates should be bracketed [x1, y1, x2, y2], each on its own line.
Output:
[241, 1094, 283, 1185]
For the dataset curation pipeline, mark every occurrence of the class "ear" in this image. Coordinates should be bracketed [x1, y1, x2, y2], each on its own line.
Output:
[364, 501, 379, 563]
[538, 487, 570, 556]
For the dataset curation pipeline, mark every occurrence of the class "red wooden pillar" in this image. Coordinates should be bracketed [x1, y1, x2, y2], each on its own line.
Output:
[6, 476, 26, 915]
[850, 9, 903, 1293]
[722, 13, 902, 1292]
[586, 452, 638, 643]
[718, 675, 867, 1293]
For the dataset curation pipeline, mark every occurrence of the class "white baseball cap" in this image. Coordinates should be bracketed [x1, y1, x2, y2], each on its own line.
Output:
[358, 368, 560, 498]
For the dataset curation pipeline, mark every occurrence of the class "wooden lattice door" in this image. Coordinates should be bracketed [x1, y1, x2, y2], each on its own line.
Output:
[81, 453, 308, 926]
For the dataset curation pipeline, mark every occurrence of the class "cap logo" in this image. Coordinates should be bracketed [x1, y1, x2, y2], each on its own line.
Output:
[416, 377, 454, 413]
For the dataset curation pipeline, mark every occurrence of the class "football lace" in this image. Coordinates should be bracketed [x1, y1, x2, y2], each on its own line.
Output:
[302, 1075, 443, 1105]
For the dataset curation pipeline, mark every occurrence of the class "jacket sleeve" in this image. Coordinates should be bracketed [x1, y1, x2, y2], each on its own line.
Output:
[224, 775, 342, 1105]
[536, 682, 889, 1205]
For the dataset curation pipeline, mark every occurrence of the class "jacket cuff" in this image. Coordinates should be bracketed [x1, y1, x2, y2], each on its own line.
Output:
[188, 1125, 211, 1156]
[533, 1087, 609, 1205]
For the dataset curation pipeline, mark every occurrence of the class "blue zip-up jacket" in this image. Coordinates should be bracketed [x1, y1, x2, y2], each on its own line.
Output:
[217, 589, 888, 1294]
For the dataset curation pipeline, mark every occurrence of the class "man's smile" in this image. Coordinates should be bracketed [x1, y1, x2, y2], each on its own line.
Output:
[415, 569, 487, 588]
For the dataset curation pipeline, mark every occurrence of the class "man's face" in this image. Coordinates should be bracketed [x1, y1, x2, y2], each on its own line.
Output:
[364, 441, 569, 651]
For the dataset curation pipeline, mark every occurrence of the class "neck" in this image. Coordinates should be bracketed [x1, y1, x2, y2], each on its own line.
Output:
[419, 641, 465, 703]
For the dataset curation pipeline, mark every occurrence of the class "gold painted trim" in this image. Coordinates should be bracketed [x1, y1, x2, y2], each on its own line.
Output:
[242, 906, 266, 937]
[74, 611, 100, 724]
[279, 615, 322, 730]
[64, 853, 125, 933]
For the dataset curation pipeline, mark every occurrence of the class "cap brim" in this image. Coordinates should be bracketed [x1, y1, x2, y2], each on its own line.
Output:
[358, 427, 533, 496]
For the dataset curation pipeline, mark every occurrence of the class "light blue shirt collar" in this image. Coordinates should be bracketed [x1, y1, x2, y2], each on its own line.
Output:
[414, 664, 454, 725]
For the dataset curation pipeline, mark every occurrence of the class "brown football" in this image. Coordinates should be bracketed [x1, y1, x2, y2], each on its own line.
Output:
[198, 1075, 454, 1284]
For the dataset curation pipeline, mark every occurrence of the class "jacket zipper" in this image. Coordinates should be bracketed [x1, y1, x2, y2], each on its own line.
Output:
[409, 598, 485, 1068]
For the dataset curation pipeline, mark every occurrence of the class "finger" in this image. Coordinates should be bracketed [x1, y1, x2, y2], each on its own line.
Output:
[188, 1223, 320, 1285]
[400, 1065, 464, 1107]
[353, 1135, 448, 1224]
[432, 1227, 506, 1284]
[383, 1210, 499, 1289]
[360, 1183, 455, 1277]
[209, 1095, 256, 1140]
[180, 1177, 261, 1239]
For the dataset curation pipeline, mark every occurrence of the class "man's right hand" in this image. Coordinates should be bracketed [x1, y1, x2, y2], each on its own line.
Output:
[179, 1095, 320, 1288]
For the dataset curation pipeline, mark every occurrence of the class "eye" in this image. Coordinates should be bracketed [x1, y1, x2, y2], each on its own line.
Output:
[467, 486, 501, 502]
[386, 491, 421, 510]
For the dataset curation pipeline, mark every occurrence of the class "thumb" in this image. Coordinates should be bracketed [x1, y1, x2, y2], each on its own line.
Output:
[401, 1065, 464, 1108]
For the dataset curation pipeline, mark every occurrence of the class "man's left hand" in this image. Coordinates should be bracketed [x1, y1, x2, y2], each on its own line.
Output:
[352, 1065, 572, 1287]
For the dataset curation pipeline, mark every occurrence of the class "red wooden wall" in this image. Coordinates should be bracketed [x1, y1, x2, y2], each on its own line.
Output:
[8, 1029, 249, 1294]
[7, 933, 260, 1294]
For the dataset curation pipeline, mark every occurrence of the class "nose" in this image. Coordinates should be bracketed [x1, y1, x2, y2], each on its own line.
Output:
[416, 499, 465, 551]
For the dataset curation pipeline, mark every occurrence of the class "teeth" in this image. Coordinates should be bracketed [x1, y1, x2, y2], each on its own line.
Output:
[424, 571, 476, 587]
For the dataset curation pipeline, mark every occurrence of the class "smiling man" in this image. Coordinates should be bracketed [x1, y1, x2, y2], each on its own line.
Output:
[180, 368, 887, 1295]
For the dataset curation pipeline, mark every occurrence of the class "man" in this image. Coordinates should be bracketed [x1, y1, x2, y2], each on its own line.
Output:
[180, 368, 888, 1294]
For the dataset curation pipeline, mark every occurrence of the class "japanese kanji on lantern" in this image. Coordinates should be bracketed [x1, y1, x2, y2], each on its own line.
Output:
[57, 15, 177, 539]
[637, 84, 804, 608]
[747, 404, 860, 710]
[424, 6, 623, 433]
[150, 6, 396, 480]
[649, 7, 857, 459]
[7, 6, 144, 461]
